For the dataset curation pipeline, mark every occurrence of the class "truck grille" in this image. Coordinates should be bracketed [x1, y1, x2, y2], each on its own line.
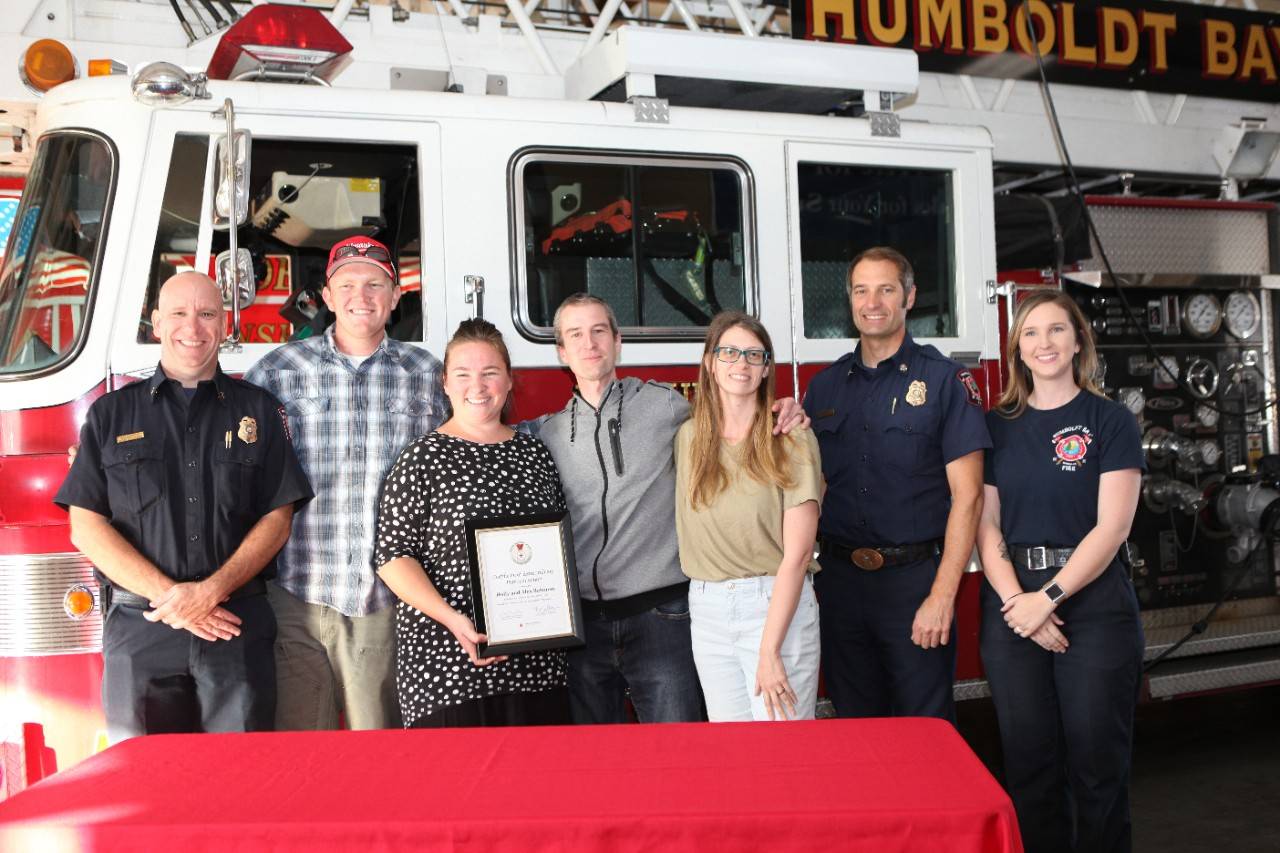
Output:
[0, 553, 102, 656]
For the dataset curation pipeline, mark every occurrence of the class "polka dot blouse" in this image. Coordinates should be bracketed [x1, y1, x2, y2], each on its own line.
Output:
[373, 430, 568, 726]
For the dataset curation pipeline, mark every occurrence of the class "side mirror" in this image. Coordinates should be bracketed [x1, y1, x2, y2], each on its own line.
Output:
[216, 248, 256, 310]
[212, 130, 251, 230]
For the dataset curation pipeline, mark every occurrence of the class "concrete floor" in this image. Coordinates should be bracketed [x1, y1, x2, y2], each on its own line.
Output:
[956, 685, 1280, 852]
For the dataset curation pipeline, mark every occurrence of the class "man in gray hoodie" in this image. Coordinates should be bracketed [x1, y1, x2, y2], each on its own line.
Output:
[534, 293, 806, 723]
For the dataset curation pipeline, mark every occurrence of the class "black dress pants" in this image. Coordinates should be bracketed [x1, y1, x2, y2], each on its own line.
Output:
[102, 593, 276, 742]
[980, 561, 1144, 853]
[814, 554, 958, 721]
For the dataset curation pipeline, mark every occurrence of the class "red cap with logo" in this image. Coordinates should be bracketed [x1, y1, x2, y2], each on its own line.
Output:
[326, 235, 396, 281]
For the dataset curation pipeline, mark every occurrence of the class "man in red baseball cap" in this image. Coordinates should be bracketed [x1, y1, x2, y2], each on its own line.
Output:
[245, 234, 446, 732]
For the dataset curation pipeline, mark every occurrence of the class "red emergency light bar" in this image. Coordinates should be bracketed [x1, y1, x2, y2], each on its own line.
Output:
[206, 4, 353, 84]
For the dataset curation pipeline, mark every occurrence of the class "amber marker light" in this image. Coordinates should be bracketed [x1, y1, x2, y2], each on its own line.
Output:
[88, 59, 127, 77]
[19, 39, 79, 94]
[63, 584, 96, 620]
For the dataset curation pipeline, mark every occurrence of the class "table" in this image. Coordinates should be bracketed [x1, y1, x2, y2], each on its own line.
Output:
[0, 718, 1021, 852]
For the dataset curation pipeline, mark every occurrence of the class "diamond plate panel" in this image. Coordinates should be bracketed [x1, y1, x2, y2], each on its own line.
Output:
[1081, 204, 1271, 275]
[1146, 652, 1280, 699]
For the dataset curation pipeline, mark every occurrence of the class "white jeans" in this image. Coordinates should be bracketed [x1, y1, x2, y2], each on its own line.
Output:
[688, 574, 821, 722]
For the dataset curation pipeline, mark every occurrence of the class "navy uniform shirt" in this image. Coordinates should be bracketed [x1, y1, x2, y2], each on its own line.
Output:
[55, 364, 313, 584]
[803, 334, 992, 547]
[985, 391, 1145, 548]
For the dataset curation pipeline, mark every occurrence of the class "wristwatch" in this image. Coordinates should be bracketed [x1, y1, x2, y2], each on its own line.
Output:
[1042, 582, 1066, 605]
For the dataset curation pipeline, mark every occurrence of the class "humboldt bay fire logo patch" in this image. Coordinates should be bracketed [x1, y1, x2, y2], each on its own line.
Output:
[1051, 425, 1093, 471]
[510, 542, 532, 564]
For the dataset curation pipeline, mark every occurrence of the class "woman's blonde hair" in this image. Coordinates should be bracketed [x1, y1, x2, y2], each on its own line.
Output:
[687, 311, 798, 509]
[995, 289, 1105, 418]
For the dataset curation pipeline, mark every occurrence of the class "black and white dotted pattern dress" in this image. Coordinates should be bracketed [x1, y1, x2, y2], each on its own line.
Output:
[373, 430, 568, 726]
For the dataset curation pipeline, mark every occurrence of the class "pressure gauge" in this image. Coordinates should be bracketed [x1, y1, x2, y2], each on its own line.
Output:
[1153, 356, 1180, 389]
[1195, 440, 1223, 469]
[1223, 291, 1261, 339]
[1181, 292, 1222, 339]
[1195, 403, 1220, 429]
[1118, 387, 1146, 416]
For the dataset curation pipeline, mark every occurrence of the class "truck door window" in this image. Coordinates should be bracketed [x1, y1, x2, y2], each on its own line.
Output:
[798, 163, 956, 339]
[139, 135, 423, 345]
[518, 154, 750, 337]
[0, 132, 114, 376]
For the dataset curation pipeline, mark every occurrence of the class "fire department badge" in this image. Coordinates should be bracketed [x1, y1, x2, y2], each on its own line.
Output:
[510, 541, 532, 565]
[905, 380, 927, 407]
[237, 416, 259, 445]
[957, 370, 983, 407]
[1051, 425, 1093, 471]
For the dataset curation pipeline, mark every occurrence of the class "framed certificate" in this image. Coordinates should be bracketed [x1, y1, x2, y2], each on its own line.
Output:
[465, 511, 586, 657]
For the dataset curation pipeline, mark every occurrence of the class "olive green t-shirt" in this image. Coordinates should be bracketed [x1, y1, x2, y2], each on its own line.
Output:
[674, 423, 822, 582]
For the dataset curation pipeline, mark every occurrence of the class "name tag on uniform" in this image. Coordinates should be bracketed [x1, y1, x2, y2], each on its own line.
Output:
[816, 408, 836, 419]
[115, 431, 145, 444]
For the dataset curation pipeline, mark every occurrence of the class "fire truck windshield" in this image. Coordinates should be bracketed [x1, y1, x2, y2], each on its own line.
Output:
[0, 131, 114, 376]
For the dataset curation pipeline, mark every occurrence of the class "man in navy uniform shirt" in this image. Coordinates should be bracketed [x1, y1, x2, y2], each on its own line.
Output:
[56, 272, 312, 741]
[803, 247, 990, 721]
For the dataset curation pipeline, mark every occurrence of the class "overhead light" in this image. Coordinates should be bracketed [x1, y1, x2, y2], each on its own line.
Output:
[131, 62, 209, 106]
[19, 39, 78, 94]
[206, 5, 353, 84]
[1214, 120, 1280, 181]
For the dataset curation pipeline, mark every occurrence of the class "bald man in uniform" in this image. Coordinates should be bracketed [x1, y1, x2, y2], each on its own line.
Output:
[56, 272, 312, 741]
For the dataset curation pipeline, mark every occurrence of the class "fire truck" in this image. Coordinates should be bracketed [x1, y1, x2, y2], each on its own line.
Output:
[2, 1, 1278, 795]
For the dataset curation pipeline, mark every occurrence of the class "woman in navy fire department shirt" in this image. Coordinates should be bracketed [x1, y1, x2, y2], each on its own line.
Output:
[976, 289, 1145, 853]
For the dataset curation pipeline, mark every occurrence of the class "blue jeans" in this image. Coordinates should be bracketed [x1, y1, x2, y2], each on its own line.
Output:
[566, 596, 704, 724]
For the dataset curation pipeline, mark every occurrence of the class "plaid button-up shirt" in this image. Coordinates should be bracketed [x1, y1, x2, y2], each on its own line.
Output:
[245, 327, 447, 615]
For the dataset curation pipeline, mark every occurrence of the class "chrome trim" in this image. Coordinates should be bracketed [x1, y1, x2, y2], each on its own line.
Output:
[508, 146, 758, 343]
[953, 678, 991, 702]
[0, 552, 102, 656]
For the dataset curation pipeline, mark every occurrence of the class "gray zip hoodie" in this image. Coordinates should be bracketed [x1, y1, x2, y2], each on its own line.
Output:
[532, 377, 690, 607]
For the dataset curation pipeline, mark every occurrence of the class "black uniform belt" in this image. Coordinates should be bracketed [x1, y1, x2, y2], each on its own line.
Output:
[107, 577, 266, 609]
[1010, 543, 1132, 572]
[818, 537, 943, 572]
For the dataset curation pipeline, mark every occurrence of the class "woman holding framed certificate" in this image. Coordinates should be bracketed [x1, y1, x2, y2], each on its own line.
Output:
[674, 311, 823, 721]
[373, 319, 571, 728]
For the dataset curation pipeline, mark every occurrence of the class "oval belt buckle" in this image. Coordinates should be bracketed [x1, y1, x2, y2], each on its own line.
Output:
[851, 548, 885, 571]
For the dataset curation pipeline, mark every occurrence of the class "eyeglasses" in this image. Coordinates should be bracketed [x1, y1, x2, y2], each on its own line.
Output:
[714, 345, 770, 365]
[332, 243, 393, 264]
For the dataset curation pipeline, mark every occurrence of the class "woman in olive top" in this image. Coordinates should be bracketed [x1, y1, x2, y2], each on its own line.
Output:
[674, 311, 822, 721]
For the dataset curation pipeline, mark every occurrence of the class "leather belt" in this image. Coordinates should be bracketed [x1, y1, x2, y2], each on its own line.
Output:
[107, 577, 266, 609]
[818, 537, 943, 572]
[1011, 543, 1132, 572]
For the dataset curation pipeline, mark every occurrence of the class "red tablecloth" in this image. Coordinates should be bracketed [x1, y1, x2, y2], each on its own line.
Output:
[0, 718, 1021, 852]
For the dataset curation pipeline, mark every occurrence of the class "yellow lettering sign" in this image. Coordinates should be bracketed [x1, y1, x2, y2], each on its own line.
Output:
[1142, 11, 1177, 73]
[1203, 19, 1239, 79]
[1238, 24, 1277, 83]
[1058, 2, 1097, 65]
[866, 0, 908, 45]
[971, 0, 1009, 55]
[811, 0, 856, 41]
[1099, 7, 1139, 69]
[1011, 0, 1055, 57]
[916, 0, 962, 51]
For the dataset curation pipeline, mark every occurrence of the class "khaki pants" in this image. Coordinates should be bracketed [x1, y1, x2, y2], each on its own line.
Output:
[268, 582, 400, 730]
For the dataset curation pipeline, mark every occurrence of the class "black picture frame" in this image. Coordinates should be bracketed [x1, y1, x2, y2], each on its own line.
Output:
[465, 511, 585, 657]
